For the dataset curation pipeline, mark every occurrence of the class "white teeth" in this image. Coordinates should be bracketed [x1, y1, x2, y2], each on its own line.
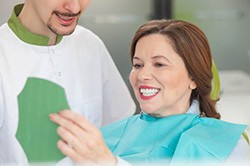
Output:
[140, 88, 160, 96]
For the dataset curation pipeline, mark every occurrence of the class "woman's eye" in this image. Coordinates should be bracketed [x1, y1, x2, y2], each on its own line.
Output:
[133, 63, 142, 69]
[154, 62, 166, 67]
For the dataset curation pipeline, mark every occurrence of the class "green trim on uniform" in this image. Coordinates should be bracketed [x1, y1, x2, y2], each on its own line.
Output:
[7, 4, 63, 46]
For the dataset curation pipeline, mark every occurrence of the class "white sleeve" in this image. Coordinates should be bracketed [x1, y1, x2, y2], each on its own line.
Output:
[99, 40, 136, 126]
[55, 157, 74, 166]
[0, 74, 5, 129]
[225, 135, 250, 165]
[56, 156, 132, 166]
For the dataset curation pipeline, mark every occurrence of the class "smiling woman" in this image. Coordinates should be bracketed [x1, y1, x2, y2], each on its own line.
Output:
[130, 19, 220, 119]
[50, 19, 250, 166]
[129, 34, 196, 117]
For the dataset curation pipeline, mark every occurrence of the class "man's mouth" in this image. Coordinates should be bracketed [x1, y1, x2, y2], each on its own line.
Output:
[54, 12, 80, 26]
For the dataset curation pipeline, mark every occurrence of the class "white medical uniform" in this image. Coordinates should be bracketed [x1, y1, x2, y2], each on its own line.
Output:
[0, 4, 135, 165]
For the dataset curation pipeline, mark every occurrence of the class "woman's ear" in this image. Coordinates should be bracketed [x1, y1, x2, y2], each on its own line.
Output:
[189, 80, 197, 90]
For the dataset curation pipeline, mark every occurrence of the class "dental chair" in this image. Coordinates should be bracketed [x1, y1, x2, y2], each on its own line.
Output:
[211, 62, 249, 144]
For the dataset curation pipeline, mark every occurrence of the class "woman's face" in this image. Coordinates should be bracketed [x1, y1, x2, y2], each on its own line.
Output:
[129, 34, 197, 117]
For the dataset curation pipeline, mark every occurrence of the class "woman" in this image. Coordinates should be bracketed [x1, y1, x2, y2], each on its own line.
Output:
[50, 19, 250, 165]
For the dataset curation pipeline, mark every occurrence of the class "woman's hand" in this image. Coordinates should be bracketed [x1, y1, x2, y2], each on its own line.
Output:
[49, 110, 116, 165]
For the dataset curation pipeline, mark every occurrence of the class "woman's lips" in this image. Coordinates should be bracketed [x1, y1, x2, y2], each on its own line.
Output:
[139, 85, 160, 100]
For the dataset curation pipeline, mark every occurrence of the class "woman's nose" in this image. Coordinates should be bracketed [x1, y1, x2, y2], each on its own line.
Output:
[137, 66, 152, 81]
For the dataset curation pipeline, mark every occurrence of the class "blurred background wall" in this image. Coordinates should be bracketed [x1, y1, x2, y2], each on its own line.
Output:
[0, 0, 23, 25]
[1, 0, 250, 133]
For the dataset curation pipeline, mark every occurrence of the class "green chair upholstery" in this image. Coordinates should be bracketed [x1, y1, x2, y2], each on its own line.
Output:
[211, 61, 220, 100]
[242, 131, 250, 144]
[211, 62, 249, 144]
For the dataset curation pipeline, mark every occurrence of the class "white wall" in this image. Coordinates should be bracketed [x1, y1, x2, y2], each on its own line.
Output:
[218, 70, 250, 135]
[173, 0, 250, 74]
[0, 0, 24, 25]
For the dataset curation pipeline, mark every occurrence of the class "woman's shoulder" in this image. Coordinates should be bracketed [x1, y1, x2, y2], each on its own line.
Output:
[187, 117, 247, 147]
[173, 117, 248, 161]
[198, 117, 247, 135]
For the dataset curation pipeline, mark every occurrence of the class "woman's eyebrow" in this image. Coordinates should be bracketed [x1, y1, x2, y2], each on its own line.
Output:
[152, 55, 170, 62]
[132, 56, 141, 60]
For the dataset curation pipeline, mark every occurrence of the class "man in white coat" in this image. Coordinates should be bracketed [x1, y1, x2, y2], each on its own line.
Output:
[0, 0, 135, 165]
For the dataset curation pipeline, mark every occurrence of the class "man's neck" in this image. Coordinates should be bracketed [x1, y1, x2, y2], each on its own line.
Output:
[18, 3, 57, 46]
[48, 36, 57, 46]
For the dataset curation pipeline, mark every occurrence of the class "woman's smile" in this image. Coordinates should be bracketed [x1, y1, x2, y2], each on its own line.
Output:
[139, 85, 160, 100]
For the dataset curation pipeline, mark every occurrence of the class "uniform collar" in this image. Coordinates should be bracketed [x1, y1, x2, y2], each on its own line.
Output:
[7, 4, 63, 46]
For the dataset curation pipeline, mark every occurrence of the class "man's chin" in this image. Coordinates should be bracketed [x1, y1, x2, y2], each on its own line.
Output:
[48, 25, 76, 36]
[56, 29, 75, 36]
